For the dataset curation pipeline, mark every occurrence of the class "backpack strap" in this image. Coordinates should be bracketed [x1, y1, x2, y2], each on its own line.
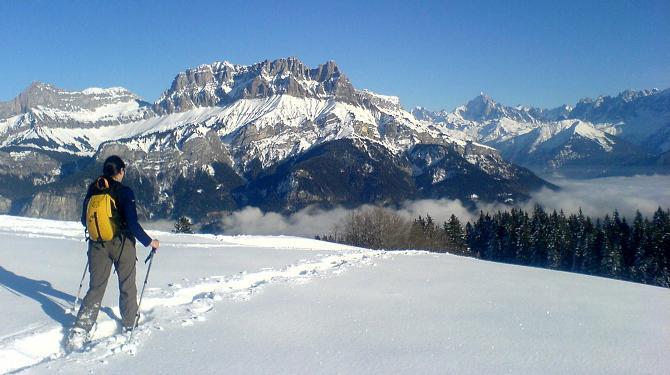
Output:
[108, 181, 127, 231]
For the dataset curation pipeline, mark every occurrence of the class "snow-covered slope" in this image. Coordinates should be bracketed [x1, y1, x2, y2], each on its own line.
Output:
[1, 215, 668, 374]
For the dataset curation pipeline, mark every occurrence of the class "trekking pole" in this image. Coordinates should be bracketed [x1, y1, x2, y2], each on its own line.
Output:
[72, 259, 89, 313]
[128, 248, 157, 343]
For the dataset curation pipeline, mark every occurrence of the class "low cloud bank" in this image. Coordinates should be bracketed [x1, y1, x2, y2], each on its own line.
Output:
[529, 175, 670, 218]
[219, 199, 476, 237]
[216, 174, 670, 237]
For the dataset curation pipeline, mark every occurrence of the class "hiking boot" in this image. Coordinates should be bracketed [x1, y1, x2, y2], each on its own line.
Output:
[123, 313, 140, 333]
[65, 327, 89, 352]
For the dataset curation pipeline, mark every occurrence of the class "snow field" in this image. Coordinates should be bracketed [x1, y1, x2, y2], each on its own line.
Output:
[0, 216, 378, 373]
[0, 215, 669, 374]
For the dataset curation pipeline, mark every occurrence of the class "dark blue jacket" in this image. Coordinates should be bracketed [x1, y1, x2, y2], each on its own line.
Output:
[81, 178, 152, 247]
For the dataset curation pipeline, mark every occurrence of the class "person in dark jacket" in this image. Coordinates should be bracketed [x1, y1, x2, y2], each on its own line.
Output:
[66, 155, 160, 349]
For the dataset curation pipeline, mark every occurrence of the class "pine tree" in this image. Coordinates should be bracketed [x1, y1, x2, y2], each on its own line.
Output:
[601, 212, 624, 278]
[515, 210, 532, 265]
[529, 205, 548, 267]
[618, 216, 634, 280]
[173, 216, 194, 234]
[468, 212, 488, 258]
[465, 222, 475, 256]
[585, 219, 605, 275]
[480, 213, 496, 260]
[630, 211, 647, 282]
[568, 210, 585, 272]
[444, 214, 467, 254]
[546, 210, 562, 269]
[649, 208, 670, 287]
[489, 211, 505, 262]
[499, 210, 516, 263]
[577, 216, 596, 273]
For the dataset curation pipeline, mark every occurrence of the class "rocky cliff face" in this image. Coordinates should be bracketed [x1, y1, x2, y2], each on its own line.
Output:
[154, 58, 357, 114]
[0, 150, 62, 186]
[20, 191, 81, 220]
[0, 82, 154, 129]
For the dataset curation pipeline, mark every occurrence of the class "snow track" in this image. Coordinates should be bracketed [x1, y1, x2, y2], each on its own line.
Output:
[0, 215, 381, 374]
[0, 248, 382, 373]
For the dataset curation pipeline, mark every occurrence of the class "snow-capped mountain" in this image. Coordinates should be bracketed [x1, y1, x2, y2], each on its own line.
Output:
[413, 90, 669, 177]
[0, 58, 550, 221]
[0, 82, 154, 154]
[154, 58, 357, 114]
[0, 82, 153, 130]
[1, 60, 475, 167]
[570, 89, 670, 153]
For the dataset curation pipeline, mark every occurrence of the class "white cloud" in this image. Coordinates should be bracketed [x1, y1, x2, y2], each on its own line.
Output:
[529, 174, 670, 218]
[210, 175, 670, 237]
[220, 206, 353, 237]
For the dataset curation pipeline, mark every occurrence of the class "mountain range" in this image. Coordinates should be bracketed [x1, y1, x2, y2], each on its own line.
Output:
[413, 89, 669, 178]
[0, 57, 666, 224]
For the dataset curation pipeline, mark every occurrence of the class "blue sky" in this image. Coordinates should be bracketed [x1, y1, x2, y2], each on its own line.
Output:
[1, 0, 668, 110]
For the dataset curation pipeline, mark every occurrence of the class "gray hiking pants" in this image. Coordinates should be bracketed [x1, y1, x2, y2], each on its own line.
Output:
[74, 236, 138, 332]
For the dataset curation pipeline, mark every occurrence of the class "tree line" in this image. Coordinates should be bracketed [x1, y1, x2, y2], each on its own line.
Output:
[318, 206, 670, 288]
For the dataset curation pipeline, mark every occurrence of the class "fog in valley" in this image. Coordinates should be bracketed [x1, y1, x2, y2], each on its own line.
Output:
[203, 174, 670, 237]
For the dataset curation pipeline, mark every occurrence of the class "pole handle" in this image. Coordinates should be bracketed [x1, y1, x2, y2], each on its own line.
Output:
[144, 248, 156, 264]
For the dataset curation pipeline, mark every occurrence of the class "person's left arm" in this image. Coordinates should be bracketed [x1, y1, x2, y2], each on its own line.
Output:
[118, 188, 153, 247]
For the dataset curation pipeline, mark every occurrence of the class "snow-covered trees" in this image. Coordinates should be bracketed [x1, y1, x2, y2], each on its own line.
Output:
[465, 207, 669, 287]
[326, 206, 670, 288]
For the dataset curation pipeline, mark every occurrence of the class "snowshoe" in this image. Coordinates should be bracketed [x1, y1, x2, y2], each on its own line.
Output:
[64, 327, 90, 352]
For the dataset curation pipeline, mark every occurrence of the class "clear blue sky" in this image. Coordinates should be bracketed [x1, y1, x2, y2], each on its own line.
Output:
[1, 0, 668, 111]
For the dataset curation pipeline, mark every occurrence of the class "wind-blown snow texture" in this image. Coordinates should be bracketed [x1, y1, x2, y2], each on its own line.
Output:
[0, 215, 668, 374]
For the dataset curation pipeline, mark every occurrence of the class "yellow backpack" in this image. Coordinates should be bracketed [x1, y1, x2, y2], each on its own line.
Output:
[86, 177, 120, 242]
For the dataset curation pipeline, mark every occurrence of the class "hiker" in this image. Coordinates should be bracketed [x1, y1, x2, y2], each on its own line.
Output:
[66, 155, 160, 349]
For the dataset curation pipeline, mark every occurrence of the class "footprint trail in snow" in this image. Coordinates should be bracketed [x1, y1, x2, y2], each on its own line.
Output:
[0, 249, 383, 374]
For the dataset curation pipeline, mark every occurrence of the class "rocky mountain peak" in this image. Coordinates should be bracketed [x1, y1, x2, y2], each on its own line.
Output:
[458, 92, 503, 121]
[154, 57, 356, 115]
[1, 82, 141, 116]
[24, 81, 56, 93]
[0, 81, 64, 116]
[0, 81, 151, 132]
[411, 106, 432, 121]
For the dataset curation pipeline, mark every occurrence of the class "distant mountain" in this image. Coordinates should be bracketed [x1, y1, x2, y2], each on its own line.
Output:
[0, 81, 153, 127]
[154, 58, 357, 114]
[570, 89, 670, 147]
[0, 57, 552, 221]
[413, 89, 669, 178]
